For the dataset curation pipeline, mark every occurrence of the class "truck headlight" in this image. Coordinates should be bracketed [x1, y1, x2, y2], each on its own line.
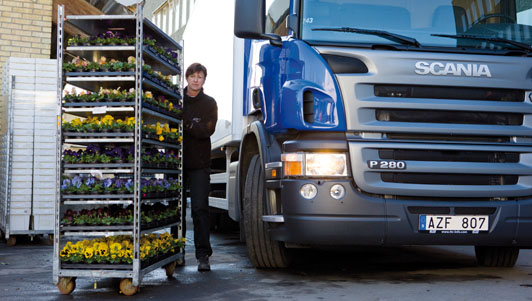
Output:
[282, 152, 348, 177]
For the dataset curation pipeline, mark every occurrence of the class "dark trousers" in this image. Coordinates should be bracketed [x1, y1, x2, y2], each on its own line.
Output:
[185, 168, 213, 259]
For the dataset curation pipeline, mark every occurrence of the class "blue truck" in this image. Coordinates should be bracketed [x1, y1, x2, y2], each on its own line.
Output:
[207, 0, 532, 268]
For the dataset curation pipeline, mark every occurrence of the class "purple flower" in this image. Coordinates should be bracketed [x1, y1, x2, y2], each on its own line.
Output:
[125, 179, 134, 192]
[162, 179, 170, 189]
[103, 178, 113, 188]
[86, 144, 100, 155]
[109, 146, 123, 158]
[105, 31, 114, 38]
[85, 177, 95, 187]
[115, 178, 122, 188]
[72, 176, 82, 188]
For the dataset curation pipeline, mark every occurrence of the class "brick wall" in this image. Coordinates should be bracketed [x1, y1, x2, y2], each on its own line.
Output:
[0, 0, 53, 88]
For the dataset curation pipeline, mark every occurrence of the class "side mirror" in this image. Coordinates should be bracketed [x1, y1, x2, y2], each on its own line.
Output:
[234, 0, 283, 46]
[234, 0, 265, 39]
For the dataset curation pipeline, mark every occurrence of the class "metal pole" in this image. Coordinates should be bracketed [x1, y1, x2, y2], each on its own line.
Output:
[53, 4, 65, 286]
[132, 0, 144, 287]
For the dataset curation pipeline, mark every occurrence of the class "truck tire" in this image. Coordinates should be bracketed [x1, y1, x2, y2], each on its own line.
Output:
[243, 154, 290, 268]
[475, 246, 519, 267]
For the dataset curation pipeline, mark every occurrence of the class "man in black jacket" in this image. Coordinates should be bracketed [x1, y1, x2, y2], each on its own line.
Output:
[183, 63, 217, 271]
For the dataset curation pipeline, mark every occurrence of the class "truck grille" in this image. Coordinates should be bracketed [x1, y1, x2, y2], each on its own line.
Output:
[381, 173, 518, 185]
[349, 142, 532, 198]
[378, 149, 519, 163]
[374, 84, 524, 102]
[376, 109, 522, 125]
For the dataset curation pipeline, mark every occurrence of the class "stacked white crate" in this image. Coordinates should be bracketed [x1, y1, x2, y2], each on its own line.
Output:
[0, 57, 57, 236]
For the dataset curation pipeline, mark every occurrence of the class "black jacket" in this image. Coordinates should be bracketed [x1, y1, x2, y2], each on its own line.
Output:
[183, 87, 218, 169]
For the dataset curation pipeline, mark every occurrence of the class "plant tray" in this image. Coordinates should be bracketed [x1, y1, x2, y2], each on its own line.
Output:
[63, 101, 135, 107]
[63, 132, 134, 137]
[61, 263, 132, 270]
[62, 194, 134, 200]
[61, 225, 133, 231]
[64, 163, 134, 169]
[66, 71, 135, 77]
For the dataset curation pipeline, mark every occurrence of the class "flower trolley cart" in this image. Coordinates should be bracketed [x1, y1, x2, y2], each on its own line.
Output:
[53, 3, 184, 296]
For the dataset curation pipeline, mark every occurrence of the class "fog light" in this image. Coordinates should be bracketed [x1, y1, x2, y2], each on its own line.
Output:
[330, 184, 345, 200]
[300, 184, 317, 199]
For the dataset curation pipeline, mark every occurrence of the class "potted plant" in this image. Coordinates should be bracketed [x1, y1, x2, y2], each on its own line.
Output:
[87, 61, 99, 72]
[127, 56, 136, 72]
[111, 61, 125, 72]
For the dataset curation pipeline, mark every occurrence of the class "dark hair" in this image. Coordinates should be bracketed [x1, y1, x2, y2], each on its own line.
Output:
[185, 63, 207, 78]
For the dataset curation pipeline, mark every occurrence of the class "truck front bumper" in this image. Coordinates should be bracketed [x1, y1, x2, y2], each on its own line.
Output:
[268, 179, 532, 247]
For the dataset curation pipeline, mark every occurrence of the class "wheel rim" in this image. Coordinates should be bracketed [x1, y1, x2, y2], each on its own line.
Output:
[57, 277, 75, 295]
[120, 278, 138, 296]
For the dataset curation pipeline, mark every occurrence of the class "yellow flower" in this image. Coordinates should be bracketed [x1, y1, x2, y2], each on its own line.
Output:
[159, 135, 164, 142]
[118, 250, 125, 258]
[84, 247, 94, 259]
[71, 242, 80, 253]
[60, 249, 70, 257]
[71, 118, 82, 126]
[145, 91, 153, 99]
[110, 242, 122, 254]
[178, 136, 183, 143]
[99, 243, 109, 256]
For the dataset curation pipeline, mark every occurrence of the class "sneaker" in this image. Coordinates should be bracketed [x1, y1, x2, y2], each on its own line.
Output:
[197, 256, 211, 272]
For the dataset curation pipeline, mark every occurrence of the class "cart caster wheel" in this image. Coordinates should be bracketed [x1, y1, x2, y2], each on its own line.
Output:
[164, 261, 176, 278]
[119, 278, 139, 296]
[57, 277, 76, 295]
[6, 236, 16, 247]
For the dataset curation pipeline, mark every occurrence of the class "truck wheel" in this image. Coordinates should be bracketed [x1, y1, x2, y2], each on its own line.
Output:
[475, 246, 519, 267]
[243, 154, 290, 268]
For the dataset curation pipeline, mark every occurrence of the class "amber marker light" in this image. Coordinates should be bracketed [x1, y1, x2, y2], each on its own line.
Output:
[281, 153, 304, 176]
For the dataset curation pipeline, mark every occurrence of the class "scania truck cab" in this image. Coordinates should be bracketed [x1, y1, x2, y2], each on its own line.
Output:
[217, 0, 532, 268]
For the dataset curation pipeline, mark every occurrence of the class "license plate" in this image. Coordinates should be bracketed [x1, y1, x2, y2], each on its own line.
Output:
[419, 215, 489, 233]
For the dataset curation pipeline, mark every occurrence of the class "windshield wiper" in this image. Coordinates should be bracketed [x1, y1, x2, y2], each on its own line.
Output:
[313, 27, 421, 48]
[432, 33, 532, 52]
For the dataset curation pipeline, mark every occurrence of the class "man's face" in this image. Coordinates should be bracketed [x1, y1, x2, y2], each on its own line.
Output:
[186, 71, 206, 93]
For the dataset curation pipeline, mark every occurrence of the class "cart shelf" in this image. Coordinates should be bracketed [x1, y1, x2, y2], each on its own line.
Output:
[64, 163, 135, 169]
[61, 225, 133, 232]
[65, 46, 180, 75]
[63, 200, 133, 205]
[63, 230, 133, 237]
[140, 222, 180, 235]
[63, 101, 135, 107]
[142, 107, 181, 123]
[55, 4, 184, 295]
[141, 196, 181, 204]
[143, 139, 182, 149]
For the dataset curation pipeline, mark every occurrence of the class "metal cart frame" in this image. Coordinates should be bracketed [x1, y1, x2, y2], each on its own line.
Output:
[53, 2, 185, 294]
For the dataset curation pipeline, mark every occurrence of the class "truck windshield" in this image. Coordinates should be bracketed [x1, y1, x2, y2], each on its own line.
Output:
[301, 0, 532, 51]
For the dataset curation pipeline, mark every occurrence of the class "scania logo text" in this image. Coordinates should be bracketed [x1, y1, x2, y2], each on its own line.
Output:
[414, 61, 492, 78]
